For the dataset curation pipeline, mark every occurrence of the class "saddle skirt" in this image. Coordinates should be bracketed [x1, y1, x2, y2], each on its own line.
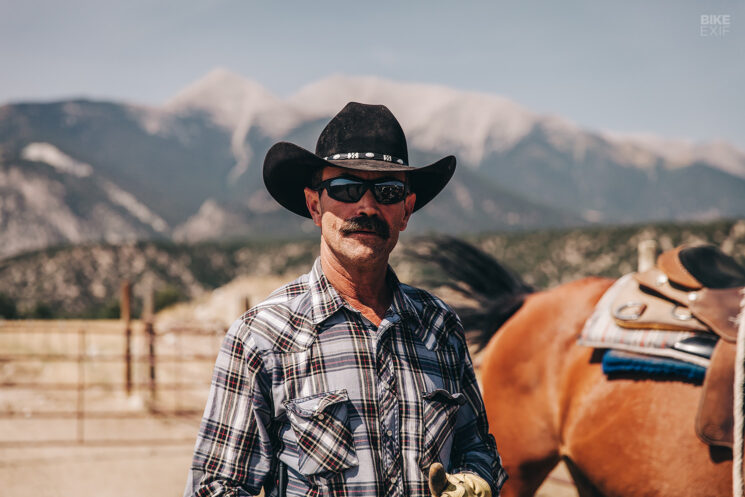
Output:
[579, 244, 745, 449]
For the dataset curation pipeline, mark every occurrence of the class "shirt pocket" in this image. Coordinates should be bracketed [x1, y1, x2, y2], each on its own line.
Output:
[419, 388, 466, 470]
[284, 389, 359, 477]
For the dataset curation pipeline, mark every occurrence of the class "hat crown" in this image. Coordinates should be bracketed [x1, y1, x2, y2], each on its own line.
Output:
[315, 102, 409, 164]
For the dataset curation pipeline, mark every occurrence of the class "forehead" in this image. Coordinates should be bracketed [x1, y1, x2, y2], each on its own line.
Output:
[320, 165, 406, 182]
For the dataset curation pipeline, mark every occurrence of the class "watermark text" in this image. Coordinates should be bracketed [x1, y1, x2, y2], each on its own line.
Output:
[700, 14, 731, 37]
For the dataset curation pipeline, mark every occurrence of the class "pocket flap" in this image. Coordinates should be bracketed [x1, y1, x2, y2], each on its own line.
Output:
[285, 389, 349, 418]
[423, 388, 466, 406]
[282, 389, 358, 477]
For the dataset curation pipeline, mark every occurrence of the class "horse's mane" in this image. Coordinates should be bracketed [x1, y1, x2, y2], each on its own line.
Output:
[406, 236, 533, 351]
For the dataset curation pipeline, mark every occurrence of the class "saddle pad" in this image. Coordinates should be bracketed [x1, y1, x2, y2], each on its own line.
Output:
[602, 349, 707, 382]
[579, 274, 711, 368]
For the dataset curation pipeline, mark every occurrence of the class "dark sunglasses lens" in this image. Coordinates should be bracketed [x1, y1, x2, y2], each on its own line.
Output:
[373, 181, 406, 204]
[327, 178, 367, 202]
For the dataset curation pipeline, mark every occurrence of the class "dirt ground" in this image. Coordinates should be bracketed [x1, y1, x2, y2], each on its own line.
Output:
[1, 443, 194, 497]
[0, 440, 576, 497]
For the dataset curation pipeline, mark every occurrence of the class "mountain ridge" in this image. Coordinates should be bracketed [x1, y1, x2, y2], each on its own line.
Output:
[1, 69, 743, 259]
[167, 69, 745, 176]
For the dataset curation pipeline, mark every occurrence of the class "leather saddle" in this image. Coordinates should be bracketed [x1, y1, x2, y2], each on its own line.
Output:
[610, 244, 745, 448]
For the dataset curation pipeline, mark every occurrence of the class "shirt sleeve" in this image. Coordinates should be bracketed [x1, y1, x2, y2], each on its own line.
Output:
[184, 319, 276, 497]
[449, 323, 509, 495]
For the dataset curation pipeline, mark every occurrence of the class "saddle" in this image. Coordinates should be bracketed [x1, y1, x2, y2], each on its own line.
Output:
[611, 244, 745, 448]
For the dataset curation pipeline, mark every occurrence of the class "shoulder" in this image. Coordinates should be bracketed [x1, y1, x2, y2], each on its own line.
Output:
[399, 283, 466, 349]
[227, 272, 318, 353]
[400, 283, 458, 317]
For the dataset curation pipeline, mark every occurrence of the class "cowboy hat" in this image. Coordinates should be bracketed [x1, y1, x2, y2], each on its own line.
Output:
[263, 102, 456, 218]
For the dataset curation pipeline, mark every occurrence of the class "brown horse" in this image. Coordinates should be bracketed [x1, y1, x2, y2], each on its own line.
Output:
[415, 238, 733, 497]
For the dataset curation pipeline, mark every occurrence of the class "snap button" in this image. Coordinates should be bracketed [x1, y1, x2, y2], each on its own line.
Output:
[386, 429, 393, 437]
[317, 413, 325, 420]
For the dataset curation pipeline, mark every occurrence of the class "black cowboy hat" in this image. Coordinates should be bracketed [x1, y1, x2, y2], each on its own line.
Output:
[263, 102, 456, 218]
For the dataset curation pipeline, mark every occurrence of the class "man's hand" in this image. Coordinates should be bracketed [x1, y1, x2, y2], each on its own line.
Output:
[428, 463, 492, 497]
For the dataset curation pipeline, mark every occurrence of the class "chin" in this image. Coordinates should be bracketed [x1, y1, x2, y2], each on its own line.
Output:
[346, 242, 383, 261]
[341, 237, 391, 262]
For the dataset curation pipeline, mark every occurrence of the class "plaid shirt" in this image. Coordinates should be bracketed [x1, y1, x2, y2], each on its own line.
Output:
[185, 258, 507, 497]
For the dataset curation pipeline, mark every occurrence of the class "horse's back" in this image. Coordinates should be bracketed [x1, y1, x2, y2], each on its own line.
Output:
[481, 276, 732, 497]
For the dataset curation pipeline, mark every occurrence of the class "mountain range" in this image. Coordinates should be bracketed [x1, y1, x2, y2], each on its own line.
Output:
[1, 68, 744, 259]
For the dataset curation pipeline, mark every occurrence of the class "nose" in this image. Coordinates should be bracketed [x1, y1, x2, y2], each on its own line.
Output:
[353, 187, 382, 216]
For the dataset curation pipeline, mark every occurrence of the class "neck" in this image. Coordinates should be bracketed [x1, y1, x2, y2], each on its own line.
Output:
[319, 242, 393, 327]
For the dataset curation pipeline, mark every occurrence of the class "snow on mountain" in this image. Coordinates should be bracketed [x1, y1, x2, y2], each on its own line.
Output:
[165, 68, 745, 179]
[101, 180, 168, 233]
[602, 132, 745, 178]
[288, 75, 539, 164]
[0, 164, 160, 259]
[21, 142, 93, 177]
[19, 142, 168, 233]
[289, 74, 745, 177]
[172, 199, 239, 243]
[165, 68, 306, 181]
[126, 104, 202, 147]
[165, 68, 289, 131]
[536, 115, 597, 163]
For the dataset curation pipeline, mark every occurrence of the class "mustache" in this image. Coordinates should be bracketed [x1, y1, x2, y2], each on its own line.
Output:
[340, 215, 390, 239]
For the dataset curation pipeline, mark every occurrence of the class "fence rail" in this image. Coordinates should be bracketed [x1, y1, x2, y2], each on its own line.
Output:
[0, 319, 224, 447]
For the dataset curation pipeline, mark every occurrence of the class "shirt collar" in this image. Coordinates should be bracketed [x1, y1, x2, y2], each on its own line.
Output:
[307, 257, 347, 326]
[308, 257, 427, 344]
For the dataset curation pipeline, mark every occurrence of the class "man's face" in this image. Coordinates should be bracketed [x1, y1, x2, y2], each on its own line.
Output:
[304, 165, 417, 268]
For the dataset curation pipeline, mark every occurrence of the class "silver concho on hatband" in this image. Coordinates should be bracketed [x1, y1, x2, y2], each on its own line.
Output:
[323, 152, 409, 165]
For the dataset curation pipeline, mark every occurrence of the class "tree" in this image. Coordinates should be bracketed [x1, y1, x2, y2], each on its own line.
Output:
[0, 294, 17, 319]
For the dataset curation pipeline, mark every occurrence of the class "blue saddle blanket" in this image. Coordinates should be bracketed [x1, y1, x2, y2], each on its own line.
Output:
[602, 349, 707, 382]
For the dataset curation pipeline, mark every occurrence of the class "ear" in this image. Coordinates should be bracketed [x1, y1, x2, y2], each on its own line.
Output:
[304, 187, 322, 227]
[399, 193, 416, 232]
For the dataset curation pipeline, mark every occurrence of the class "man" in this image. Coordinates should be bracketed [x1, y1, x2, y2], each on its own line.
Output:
[184, 102, 507, 497]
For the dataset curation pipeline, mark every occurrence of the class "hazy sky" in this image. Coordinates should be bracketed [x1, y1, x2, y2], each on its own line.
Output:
[1, 0, 743, 148]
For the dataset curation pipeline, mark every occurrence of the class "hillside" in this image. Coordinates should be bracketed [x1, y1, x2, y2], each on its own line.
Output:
[1, 219, 743, 319]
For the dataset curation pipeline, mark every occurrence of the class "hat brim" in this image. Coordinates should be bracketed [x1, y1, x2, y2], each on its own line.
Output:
[263, 141, 456, 218]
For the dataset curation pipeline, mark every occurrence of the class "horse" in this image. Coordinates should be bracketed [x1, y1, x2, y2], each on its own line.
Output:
[412, 237, 735, 497]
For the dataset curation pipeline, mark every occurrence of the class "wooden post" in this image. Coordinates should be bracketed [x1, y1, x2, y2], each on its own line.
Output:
[146, 319, 156, 408]
[143, 283, 156, 408]
[121, 281, 132, 395]
[142, 279, 154, 323]
[77, 328, 85, 444]
[175, 330, 182, 413]
[638, 239, 658, 273]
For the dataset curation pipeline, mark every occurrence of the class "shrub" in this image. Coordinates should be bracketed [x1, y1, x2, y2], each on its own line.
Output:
[154, 285, 187, 312]
[0, 293, 17, 319]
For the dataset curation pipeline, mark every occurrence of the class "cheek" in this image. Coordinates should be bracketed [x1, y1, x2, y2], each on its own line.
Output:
[390, 207, 410, 228]
[319, 210, 344, 234]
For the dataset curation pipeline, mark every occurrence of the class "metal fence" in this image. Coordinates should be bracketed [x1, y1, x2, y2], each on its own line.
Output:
[0, 319, 224, 447]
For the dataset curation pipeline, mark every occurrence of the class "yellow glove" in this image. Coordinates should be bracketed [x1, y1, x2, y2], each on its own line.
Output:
[428, 463, 492, 497]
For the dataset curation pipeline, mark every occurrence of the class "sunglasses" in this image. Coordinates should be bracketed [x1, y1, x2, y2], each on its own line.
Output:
[314, 176, 409, 204]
